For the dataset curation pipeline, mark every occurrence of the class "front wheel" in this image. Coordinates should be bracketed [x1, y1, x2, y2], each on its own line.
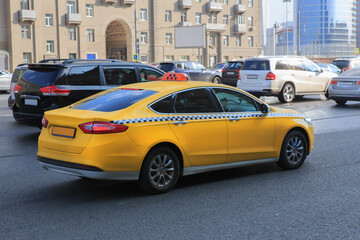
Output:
[139, 147, 180, 194]
[212, 76, 221, 84]
[278, 131, 308, 170]
[278, 83, 295, 103]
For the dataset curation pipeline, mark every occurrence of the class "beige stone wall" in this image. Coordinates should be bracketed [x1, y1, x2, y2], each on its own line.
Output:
[3, 0, 262, 71]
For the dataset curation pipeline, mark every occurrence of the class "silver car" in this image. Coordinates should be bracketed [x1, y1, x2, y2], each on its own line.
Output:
[0, 69, 12, 92]
[328, 68, 360, 105]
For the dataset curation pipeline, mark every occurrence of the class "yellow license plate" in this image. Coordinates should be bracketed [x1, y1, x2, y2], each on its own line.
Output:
[52, 126, 76, 138]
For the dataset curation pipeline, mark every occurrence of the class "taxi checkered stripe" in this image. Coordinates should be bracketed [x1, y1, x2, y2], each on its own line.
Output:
[112, 113, 306, 125]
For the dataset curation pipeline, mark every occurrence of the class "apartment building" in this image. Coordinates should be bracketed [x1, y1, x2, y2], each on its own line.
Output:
[0, 0, 262, 71]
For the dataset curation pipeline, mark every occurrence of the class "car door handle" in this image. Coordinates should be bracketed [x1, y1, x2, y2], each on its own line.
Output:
[173, 121, 188, 125]
[229, 117, 241, 122]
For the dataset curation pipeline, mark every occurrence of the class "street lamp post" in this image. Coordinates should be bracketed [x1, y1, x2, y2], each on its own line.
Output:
[283, 0, 291, 56]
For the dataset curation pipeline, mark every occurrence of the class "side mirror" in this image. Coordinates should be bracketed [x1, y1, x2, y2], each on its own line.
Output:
[261, 103, 269, 114]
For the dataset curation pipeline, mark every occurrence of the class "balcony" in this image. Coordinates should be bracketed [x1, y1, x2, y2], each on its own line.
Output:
[66, 13, 82, 25]
[234, 24, 246, 34]
[103, 0, 117, 4]
[178, 22, 192, 27]
[179, 0, 192, 9]
[235, 4, 246, 14]
[122, 0, 135, 5]
[207, 2, 222, 12]
[19, 10, 37, 23]
[206, 23, 226, 32]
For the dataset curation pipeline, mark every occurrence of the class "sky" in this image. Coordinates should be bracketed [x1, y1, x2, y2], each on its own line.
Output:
[266, 0, 294, 27]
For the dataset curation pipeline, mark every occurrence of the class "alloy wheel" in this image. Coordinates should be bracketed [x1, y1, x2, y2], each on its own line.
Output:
[149, 154, 175, 187]
[285, 136, 304, 164]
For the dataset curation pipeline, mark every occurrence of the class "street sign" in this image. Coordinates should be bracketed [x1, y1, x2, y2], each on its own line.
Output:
[133, 54, 139, 62]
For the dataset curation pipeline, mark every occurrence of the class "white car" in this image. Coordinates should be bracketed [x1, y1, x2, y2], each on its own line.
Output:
[237, 56, 338, 103]
[0, 69, 12, 92]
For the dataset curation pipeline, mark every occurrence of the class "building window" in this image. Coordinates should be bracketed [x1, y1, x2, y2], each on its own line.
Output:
[208, 14, 212, 23]
[67, 1, 75, 13]
[236, 36, 241, 46]
[248, 36, 253, 47]
[222, 0, 228, 5]
[223, 15, 228, 25]
[223, 35, 229, 46]
[181, 11, 187, 22]
[212, 13, 217, 24]
[21, 25, 30, 39]
[210, 34, 215, 46]
[236, 0, 241, 4]
[86, 29, 94, 42]
[248, 0, 253, 7]
[166, 33, 172, 44]
[86, 4, 94, 17]
[195, 0, 201, 2]
[140, 54, 148, 63]
[180, 55, 189, 61]
[46, 40, 54, 53]
[165, 10, 172, 22]
[165, 55, 174, 61]
[20, 0, 29, 10]
[140, 9, 147, 21]
[23, 52, 31, 63]
[248, 16, 253, 27]
[140, 32, 148, 43]
[69, 53, 76, 59]
[195, 13, 201, 24]
[236, 15, 245, 24]
[45, 14, 53, 27]
[68, 27, 76, 40]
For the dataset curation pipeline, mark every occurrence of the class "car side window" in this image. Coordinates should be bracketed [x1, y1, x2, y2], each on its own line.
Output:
[103, 67, 137, 85]
[150, 96, 173, 113]
[66, 66, 100, 85]
[174, 89, 217, 113]
[184, 62, 194, 70]
[138, 67, 163, 81]
[176, 63, 183, 69]
[289, 60, 306, 71]
[212, 88, 258, 113]
[275, 60, 289, 70]
[303, 61, 320, 72]
[194, 62, 206, 70]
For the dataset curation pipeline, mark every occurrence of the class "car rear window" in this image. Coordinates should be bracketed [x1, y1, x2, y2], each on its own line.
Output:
[72, 89, 157, 112]
[224, 62, 243, 69]
[21, 68, 60, 86]
[332, 60, 349, 69]
[158, 63, 174, 72]
[11, 68, 27, 83]
[242, 60, 270, 71]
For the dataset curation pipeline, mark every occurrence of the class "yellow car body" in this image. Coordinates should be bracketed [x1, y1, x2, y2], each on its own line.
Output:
[37, 80, 314, 193]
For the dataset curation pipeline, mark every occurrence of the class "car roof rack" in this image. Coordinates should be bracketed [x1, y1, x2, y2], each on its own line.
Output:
[38, 59, 123, 64]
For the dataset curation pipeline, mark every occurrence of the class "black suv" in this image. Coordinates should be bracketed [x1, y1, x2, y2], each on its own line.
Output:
[221, 60, 245, 87]
[13, 59, 165, 126]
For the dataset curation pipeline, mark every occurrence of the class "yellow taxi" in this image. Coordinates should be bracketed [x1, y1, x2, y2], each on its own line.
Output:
[37, 73, 314, 194]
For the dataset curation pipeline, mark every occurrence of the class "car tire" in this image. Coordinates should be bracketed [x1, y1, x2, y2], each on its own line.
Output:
[324, 89, 330, 99]
[278, 83, 295, 103]
[335, 100, 347, 105]
[139, 147, 180, 194]
[212, 76, 221, 84]
[278, 131, 308, 170]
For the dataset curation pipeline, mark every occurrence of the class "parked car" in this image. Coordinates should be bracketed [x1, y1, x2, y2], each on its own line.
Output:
[8, 64, 28, 110]
[315, 62, 341, 74]
[332, 58, 360, 72]
[37, 73, 314, 194]
[0, 69, 12, 92]
[158, 61, 221, 83]
[210, 62, 226, 77]
[328, 67, 360, 105]
[13, 59, 165, 126]
[238, 56, 338, 103]
[221, 60, 245, 87]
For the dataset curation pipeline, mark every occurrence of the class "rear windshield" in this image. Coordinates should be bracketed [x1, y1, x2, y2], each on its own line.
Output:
[332, 60, 349, 69]
[242, 60, 270, 71]
[11, 68, 27, 83]
[21, 68, 60, 86]
[72, 89, 157, 112]
[158, 63, 174, 72]
[224, 62, 243, 70]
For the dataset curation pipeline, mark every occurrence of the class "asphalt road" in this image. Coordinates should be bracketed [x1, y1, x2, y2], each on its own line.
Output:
[1, 93, 360, 239]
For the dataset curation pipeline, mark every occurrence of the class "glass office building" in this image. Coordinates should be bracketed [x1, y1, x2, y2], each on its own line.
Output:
[294, 0, 356, 57]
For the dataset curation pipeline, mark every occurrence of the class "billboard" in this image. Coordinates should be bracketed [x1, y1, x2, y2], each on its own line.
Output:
[175, 25, 206, 49]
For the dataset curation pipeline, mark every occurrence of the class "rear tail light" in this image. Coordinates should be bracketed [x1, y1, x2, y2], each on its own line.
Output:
[343, 67, 351, 71]
[266, 72, 276, 80]
[79, 122, 128, 134]
[222, 69, 225, 73]
[14, 84, 22, 93]
[330, 80, 338, 85]
[41, 117, 49, 128]
[40, 85, 71, 96]
[355, 81, 360, 85]
[235, 70, 241, 80]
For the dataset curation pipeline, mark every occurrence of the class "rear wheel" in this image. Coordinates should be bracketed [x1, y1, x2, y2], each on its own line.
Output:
[335, 100, 347, 105]
[212, 76, 221, 84]
[324, 89, 330, 99]
[278, 131, 307, 170]
[139, 147, 180, 194]
[278, 83, 295, 103]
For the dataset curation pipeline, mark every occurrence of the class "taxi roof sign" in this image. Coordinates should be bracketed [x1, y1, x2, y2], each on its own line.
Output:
[162, 73, 188, 81]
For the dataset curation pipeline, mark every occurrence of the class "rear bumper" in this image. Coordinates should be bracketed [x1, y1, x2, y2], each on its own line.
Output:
[222, 79, 238, 87]
[38, 156, 139, 180]
[12, 110, 43, 127]
[8, 97, 14, 110]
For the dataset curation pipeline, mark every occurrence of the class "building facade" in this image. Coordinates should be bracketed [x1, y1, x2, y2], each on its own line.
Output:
[293, 0, 356, 57]
[0, 0, 262, 71]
